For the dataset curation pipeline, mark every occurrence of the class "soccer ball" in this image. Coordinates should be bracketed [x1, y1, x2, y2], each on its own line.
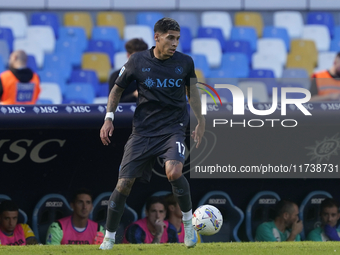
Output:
[192, 205, 223, 236]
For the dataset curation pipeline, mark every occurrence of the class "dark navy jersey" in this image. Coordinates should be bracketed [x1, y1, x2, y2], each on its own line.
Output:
[115, 47, 196, 136]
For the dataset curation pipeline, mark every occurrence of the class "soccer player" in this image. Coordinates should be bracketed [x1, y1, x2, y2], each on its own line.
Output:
[255, 200, 303, 242]
[307, 198, 340, 241]
[0, 200, 38, 245]
[99, 17, 205, 250]
[46, 189, 105, 245]
[123, 196, 178, 244]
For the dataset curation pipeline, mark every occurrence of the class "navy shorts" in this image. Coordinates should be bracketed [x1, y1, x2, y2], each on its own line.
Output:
[119, 132, 186, 182]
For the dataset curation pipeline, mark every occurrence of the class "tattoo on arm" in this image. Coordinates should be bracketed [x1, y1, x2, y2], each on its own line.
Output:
[167, 160, 181, 166]
[107, 85, 125, 112]
[116, 178, 135, 196]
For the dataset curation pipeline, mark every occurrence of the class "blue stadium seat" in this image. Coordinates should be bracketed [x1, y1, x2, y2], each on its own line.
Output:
[136, 12, 164, 31]
[246, 191, 281, 241]
[248, 70, 277, 96]
[224, 40, 252, 64]
[0, 55, 5, 73]
[64, 83, 95, 104]
[197, 27, 226, 52]
[230, 27, 257, 52]
[43, 52, 72, 81]
[90, 192, 138, 244]
[330, 38, 340, 52]
[249, 69, 275, 78]
[59, 27, 87, 52]
[92, 26, 124, 52]
[36, 99, 53, 104]
[0, 27, 14, 52]
[307, 12, 334, 38]
[0, 195, 28, 224]
[31, 12, 59, 38]
[282, 68, 309, 79]
[263, 26, 290, 51]
[190, 54, 211, 78]
[220, 53, 249, 78]
[208, 69, 238, 79]
[32, 194, 72, 244]
[37, 69, 66, 95]
[179, 26, 192, 53]
[70, 69, 99, 90]
[334, 26, 340, 39]
[86, 40, 115, 65]
[55, 38, 83, 67]
[0, 40, 9, 66]
[27, 55, 38, 72]
[96, 83, 109, 97]
[170, 12, 199, 37]
[197, 191, 244, 242]
[299, 191, 333, 240]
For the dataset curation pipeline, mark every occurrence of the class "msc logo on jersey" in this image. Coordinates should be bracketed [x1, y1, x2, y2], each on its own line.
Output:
[142, 68, 150, 72]
[144, 77, 155, 88]
[175, 66, 183, 74]
[144, 77, 183, 89]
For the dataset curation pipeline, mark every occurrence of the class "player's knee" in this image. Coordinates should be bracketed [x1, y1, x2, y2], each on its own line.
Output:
[116, 178, 135, 196]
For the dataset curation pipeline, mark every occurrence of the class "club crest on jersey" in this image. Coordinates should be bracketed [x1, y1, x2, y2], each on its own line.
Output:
[144, 77, 155, 88]
[175, 66, 183, 74]
[119, 66, 125, 77]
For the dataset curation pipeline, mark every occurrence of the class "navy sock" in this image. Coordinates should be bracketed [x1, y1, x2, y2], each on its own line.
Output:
[170, 175, 192, 212]
[106, 189, 127, 232]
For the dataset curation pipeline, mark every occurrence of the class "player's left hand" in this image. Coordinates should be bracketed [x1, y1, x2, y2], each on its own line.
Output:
[191, 118, 205, 148]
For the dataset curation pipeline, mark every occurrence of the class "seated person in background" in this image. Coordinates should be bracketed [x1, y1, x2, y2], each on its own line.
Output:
[0, 50, 41, 105]
[123, 196, 178, 244]
[0, 200, 38, 245]
[307, 198, 340, 241]
[164, 194, 184, 243]
[108, 38, 148, 102]
[46, 189, 105, 245]
[255, 200, 302, 242]
[310, 52, 340, 101]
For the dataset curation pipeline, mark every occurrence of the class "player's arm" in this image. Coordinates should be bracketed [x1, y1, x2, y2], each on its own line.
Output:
[186, 81, 205, 149]
[20, 224, 38, 245]
[45, 222, 63, 245]
[286, 220, 303, 241]
[100, 85, 125, 145]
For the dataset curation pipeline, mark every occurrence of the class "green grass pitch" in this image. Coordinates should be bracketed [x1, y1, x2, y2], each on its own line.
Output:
[1, 242, 340, 255]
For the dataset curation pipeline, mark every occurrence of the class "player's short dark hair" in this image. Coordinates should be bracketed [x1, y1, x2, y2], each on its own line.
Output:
[320, 198, 339, 213]
[145, 196, 166, 212]
[275, 200, 296, 217]
[71, 188, 93, 204]
[0, 200, 19, 214]
[154, 17, 180, 33]
[125, 38, 148, 55]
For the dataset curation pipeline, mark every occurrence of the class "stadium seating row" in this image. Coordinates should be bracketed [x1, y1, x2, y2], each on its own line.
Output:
[0, 11, 338, 103]
[0, 190, 332, 243]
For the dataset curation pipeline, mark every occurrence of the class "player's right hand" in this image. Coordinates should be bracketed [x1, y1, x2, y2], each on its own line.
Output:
[100, 120, 114, 145]
[154, 219, 166, 236]
[292, 220, 303, 235]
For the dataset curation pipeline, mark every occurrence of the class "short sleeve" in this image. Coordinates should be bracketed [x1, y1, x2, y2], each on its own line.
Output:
[45, 222, 63, 245]
[115, 55, 136, 89]
[185, 57, 197, 87]
[20, 224, 35, 239]
[255, 223, 278, 242]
